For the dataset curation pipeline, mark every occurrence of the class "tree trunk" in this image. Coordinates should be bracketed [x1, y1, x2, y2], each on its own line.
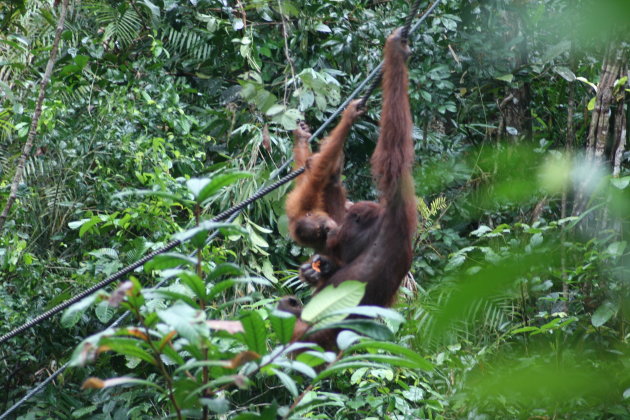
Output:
[572, 41, 628, 219]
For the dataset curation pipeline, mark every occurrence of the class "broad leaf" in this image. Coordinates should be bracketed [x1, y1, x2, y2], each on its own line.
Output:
[157, 302, 206, 346]
[240, 311, 267, 355]
[301, 281, 365, 323]
[269, 310, 296, 345]
[347, 341, 434, 371]
[591, 301, 617, 327]
[61, 295, 97, 328]
[145, 253, 197, 271]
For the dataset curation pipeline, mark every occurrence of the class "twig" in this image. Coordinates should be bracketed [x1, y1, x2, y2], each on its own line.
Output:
[277, 0, 297, 105]
[0, 0, 70, 231]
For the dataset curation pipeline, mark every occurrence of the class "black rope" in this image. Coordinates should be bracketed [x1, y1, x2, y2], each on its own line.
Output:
[0, 222, 232, 417]
[358, 0, 440, 108]
[0, 360, 69, 420]
[0, 239, 182, 345]
[1, 1, 444, 415]
[0, 0, 443, 347]
[0, 169, 307, 346]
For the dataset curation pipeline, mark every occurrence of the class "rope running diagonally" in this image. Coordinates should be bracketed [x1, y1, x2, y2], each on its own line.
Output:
[0, 0, 441, 347]
[0, 225, 231, 420]
[1, 0, 442, 416]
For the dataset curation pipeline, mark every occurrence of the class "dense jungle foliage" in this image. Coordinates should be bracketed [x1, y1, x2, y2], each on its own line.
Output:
[1, 0, 629, 418]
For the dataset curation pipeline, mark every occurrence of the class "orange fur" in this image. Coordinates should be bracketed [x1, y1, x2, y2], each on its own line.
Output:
[282, 28, 417, 349]
[285, 100, 364, 252]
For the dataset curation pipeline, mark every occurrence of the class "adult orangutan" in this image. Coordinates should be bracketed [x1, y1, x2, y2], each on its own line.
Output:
[280, 28, 417, 347]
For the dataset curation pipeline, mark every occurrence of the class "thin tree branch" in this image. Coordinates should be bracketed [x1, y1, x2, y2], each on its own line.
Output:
[0, 0, 70, 231]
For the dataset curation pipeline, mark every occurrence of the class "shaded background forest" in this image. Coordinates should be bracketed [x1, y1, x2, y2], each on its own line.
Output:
[0, 0, 629, 418]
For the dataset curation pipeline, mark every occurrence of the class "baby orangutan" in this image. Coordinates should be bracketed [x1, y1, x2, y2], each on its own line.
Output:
[285, 100, 364, 253]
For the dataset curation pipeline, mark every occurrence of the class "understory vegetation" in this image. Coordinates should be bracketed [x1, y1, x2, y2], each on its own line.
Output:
[1, 0, 629, 418]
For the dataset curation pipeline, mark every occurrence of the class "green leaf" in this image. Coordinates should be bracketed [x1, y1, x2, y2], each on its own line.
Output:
[201, 398, 229, 414]
[272, 108, 302, 130]
[347, 341, 434, 371]
[269, 310, 296, 345]
[295, 349, 334, 368]
[610, 176, 630, 190]
[206, 278, 239, 301]
[270, 368, 298, 396]
[149, 289, 198, 308]
[207, 263, 243, 282]
[541, 40, 571, 63]
[157, 302, 206, 346]
[495, 73, 514, 83]
[297, 89, 314, 111]
[85, 376, 164, 391]
[278, 0, 298, 16]
[606, 241, 627, 257]
[61, 295, 97, 328]
[99, 337, 156, 365]
[186, 178, 210, 197]
[68, 218, 90, 230]
[315, 23, 331, 33]
[326, 305, 405, 323]
[174, 221, 245, 243]
[248, 228, 269, 249]
[145, 253, 197, 271]
[272, 359, 317, 378]
[341, 354, 428, 370]
[553, 66, 576, 82]
[313, 319, 393, 341]
[315, 361, 386, 382]
[587, 96, 596, 111]
[95, 300, 115, 323]
[301, 281, 365, 323]
[114, 190, 195, 207]
[591, 301, 617, 327]
[576, 76, 598, 92]
[265, 104, 284, 116]
[79, 216, 102, 237]
[510, 326, 540, 335]
[402, 386, 425, 402]
[179, 272, 206, 300]
[337, 330, 361, 350]
[197, 172, 252, 203]
[240, 311, 267, 355]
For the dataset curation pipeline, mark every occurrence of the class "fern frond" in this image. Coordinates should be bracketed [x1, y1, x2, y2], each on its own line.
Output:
[58, 85, 92, 106]
[163, 27, 213, 62]
[82, 1, 141, 48]
[417, 196, 447, 221]
[429, 196, 447, 215]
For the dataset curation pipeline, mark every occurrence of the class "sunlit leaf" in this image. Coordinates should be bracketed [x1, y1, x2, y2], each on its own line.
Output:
[495, 74, 513, 83]
[553, 66, 576, 81]
[61, 295, 97, 328]
[591, 301, 617, 327]
[301, 281, 365, 324]
[347, 341, 434, 371]
[270, 368, 298, 396]
[157, 302, 206, 345]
